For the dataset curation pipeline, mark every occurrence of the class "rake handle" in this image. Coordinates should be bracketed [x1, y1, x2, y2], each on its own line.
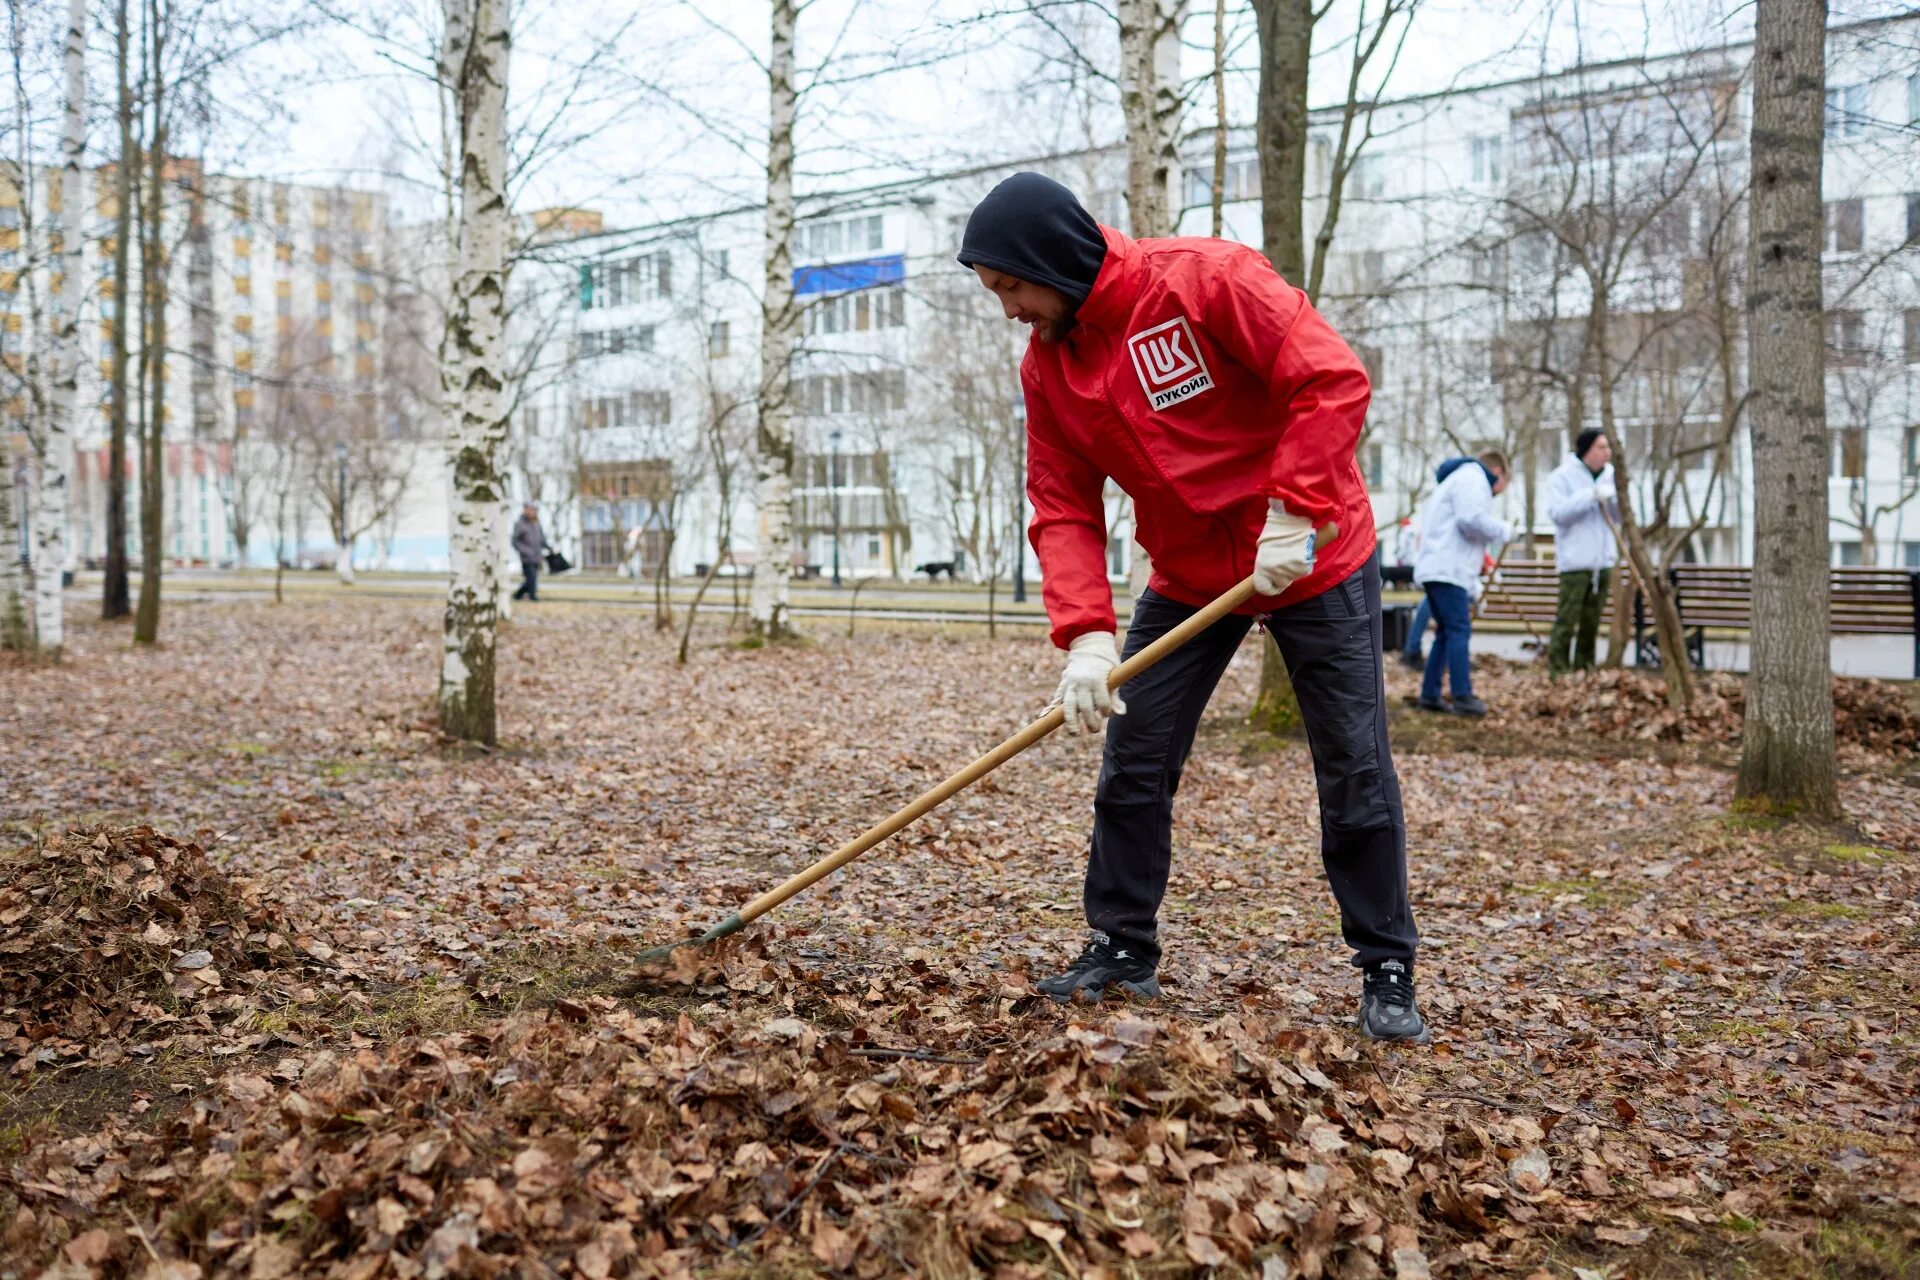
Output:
[725, 524, 1336, 931]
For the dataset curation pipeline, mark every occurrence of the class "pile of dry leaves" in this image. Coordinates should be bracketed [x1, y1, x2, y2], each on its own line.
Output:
[1490, 667, 1920, 750]
[9, 927, 1662, 1280]
[0, 827, 352, 1077]
[4, 604, 1917, 1277]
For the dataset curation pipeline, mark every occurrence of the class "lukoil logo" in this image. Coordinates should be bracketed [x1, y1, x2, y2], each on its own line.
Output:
[1127, 316, 1214, 411]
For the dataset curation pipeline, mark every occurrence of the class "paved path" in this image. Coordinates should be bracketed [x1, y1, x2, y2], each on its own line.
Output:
[67, 571, 1916, 678]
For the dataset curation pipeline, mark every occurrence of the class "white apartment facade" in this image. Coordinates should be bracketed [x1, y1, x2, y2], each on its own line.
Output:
[506, 147, 1136, 583]
[3, 160, 412, 572]
[502, 14, 1920, 585]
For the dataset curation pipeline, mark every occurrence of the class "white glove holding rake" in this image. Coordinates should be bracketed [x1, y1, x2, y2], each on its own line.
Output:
[1047, 502, 1319, 736]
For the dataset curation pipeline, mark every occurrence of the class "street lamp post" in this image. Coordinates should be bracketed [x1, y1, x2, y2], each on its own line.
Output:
[829, 429, 843, 588]
[333, 442, 348, 563]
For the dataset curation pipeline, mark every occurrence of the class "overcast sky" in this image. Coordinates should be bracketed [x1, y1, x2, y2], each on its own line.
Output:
[17, 0, 1911, 231]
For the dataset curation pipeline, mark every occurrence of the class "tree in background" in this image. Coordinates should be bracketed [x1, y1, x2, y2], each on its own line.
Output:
[437, 0, 511, 746]
[1247, 0, 1416, 733]
[1738, 0, 1836, 814]
[749, 0, 800, 641]
[1117, 0, 1186, 241]
[0, 438, 24, 650]
[132, 0, 173, 646]
[102, 0, 134, 621]
[2, 0, 53, 652]
[17, 0, 85, 657]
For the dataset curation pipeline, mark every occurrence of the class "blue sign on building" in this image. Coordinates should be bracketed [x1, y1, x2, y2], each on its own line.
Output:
[793, 254, 905, 297]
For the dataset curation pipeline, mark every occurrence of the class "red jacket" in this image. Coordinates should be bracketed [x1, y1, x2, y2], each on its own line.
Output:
[1024, 225, 1378, 648]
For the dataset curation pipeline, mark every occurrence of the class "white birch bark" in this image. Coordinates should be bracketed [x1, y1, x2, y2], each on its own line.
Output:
[438, 0, 512, 744]
[749, 0, 798, 639]
[33, 0, 85, 656]
[0, 436, 25, 650]
[1117, 0, 1185, 598]
[1118, 0, 1187, 241]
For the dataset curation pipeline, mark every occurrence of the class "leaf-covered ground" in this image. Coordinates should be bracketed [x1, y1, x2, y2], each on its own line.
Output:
[2, 598, 1917, 1279]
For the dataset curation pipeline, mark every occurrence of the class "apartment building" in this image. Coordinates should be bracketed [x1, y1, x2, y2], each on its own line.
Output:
[502, 14, 1919, 585]
[2, 159, 395, 570]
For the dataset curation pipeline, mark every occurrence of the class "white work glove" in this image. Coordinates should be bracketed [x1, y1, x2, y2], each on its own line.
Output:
[1592, 481, 1612, 504]
[1252, 501, 1317, 597]
[1049, 631, 1124, 735]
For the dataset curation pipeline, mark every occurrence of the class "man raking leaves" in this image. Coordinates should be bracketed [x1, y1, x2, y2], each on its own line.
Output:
[959, 173, 1426, 1043]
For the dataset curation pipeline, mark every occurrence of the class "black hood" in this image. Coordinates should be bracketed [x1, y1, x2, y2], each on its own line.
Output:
[955, 172, 1107, 305]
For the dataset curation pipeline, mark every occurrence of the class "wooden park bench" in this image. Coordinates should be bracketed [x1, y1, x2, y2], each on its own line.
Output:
[1439, 558, 1920, 676]
[1668, 564, 1919, 677]
[1472, 560, 1619, 633]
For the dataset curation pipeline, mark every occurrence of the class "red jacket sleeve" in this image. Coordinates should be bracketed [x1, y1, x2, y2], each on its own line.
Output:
[1194, 249, 1371, 524]
[1023, 361, 1114, 649]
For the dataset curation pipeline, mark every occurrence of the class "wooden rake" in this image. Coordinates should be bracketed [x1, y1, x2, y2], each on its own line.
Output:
[631, 524, 1338, 965]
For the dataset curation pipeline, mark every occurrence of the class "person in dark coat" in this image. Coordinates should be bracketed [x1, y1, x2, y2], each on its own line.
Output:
[511, 503, 548, 602]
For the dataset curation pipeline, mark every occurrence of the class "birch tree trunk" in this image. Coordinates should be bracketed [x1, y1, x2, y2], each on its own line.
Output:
[1252, 0, 1311, 285]
[1117, 0, 1185, 600]
[1211, 0, 1228, 239]
[133, 0, 167, 647]
[1738, 0, 1837, 815]
[103, 0, 133, 620]
[438, 0, 512, 745]
[1118, 0, 1186, 240]
[1249, 0, 1314, 734]
[749, 0, 798, 641]
[33, 0, 85, 657]
[1, 436, 26, 650]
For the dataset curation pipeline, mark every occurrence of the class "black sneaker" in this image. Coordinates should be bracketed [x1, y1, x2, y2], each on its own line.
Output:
[1036, 933, 1162, 1004]
[1398, 650, 1425, 671]
[1358, 959, 1430, 1043]
[1415, 696, 1449, 713]
[1448, 695, 1489, 717]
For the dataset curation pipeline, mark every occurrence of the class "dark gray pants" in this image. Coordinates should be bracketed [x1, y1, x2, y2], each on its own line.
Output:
[513, 558, 540, 600]
[1085, 560, 1417, 969]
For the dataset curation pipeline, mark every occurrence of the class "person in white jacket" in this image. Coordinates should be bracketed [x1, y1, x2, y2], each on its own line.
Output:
[1411, 450, 1512, 716]
[1544, 430, 1620, 676]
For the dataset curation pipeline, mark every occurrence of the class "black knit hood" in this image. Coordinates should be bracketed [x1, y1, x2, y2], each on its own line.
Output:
[955, 172, 1107, 304]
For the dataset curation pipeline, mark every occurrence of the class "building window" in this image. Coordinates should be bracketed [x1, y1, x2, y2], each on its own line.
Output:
[1182, 157, 1259, 208]
[578, 323, 655, 359]
[1905, 425, 1919, 478]
[1356, 343, 1383, 384]
[1908, 193, 1920, 244]
[1825, 83, 1866, 139]
[1489, 336, 1511, 382]
[805, 285, 905, 336]
[1835, 540, 1864, 566]
[1824, 199, 1863, 253]
[580, 252, 672, 311]
[1902, 541, 1920, 568]
[1470, 136, 1502, 184]
[1906, 310, 1920, 363]
[1364, 442, 1385, 488]
[1825, 309, 1867, 364]
[1350, 155, 1385, 199]
[709, 320, 730, 357]
[796, 369, 906, 417]
[1831, 426, 1867, 478]
[716, 248, 730, 276]
[798, 214, 885, 262]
